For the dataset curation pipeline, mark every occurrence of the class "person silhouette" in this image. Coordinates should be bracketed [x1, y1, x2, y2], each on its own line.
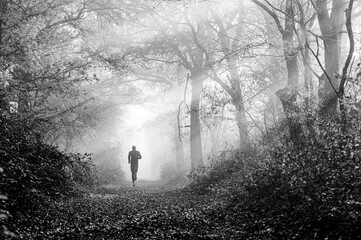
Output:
[128, 145, 142, 186]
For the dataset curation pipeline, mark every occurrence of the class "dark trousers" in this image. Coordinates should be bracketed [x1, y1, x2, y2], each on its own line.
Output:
[130, 164, 138, 183]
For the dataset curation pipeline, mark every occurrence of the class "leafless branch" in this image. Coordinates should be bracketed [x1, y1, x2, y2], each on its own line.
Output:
[252, 0, 284, 35]
[339, 0, 355, 97]
[306, 40, 338, 95]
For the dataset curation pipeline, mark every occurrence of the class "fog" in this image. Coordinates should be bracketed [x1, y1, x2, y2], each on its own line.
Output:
[119, 105, 165, 181]
[3, 0, 361, 237]
[62, 0, 361, 184]
[66, 0, 257, 183]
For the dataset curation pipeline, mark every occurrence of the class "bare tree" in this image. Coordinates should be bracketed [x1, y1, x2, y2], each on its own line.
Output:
[314, 0, 346, 117]
[252, 0, 303, 143]
[204, 3, 249, 146]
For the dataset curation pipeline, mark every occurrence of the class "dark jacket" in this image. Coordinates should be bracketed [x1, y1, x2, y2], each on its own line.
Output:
[128, 150, 142, 164]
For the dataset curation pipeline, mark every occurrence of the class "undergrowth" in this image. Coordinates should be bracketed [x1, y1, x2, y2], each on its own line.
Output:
[0, 113, 96, 238]
[188, 117, 361, 239]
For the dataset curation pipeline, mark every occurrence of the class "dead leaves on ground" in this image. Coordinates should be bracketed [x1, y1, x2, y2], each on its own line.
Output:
[13, 184, 231, 239]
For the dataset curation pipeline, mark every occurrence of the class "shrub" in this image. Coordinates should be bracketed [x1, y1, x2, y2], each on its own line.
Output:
[237, 118, 361, 239]
[187, 144, 263, 194]
[188, 115, 361, 238]
[0, 167, 13, 238]
[0, 114, 96, 220]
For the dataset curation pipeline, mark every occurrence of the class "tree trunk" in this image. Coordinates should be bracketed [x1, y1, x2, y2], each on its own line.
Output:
[280, 0, 301, 143]
[233, 94, 248, 145]
[262, 11, 285, 128]
[209, 6, 248, 146]
[253, 0, 301, 143]
[318, 37, 340, 117]
[282, 0, 299, 87]
[174, 121, 185, 172]
[315, 0, 345, 117]
[0, 18, 3, 52]
[0, 0, 6, 51]
[227, 58, 248, 145]
[11, 67, 30, 114]
[64, 126, 73, 152]
[276, 87, 302, 143]
[190, 71, 204, 169]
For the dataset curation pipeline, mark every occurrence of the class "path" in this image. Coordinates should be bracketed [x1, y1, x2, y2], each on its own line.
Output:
[15, 180, 243, 240]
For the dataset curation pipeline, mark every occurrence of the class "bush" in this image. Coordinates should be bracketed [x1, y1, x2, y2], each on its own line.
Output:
[187, 144, 263, 194]
[0, 167, 13, 238]
[188, 116, 361, 239]
[235, 119, 361, 239]
[0, 114, 96, 221]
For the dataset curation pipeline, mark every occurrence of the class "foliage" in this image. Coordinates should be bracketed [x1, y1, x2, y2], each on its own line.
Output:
[0, 167, 14, 238]
[0, 112, 96, 226]
[187, 144, 263, 195]
[186, 113, 361, 239]
[0, 0, 129, 152]
[226, 119, 361, 239]
[7, 113, 361, 239]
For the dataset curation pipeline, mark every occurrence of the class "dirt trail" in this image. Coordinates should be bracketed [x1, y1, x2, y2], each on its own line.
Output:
[15, 181, 237, 240]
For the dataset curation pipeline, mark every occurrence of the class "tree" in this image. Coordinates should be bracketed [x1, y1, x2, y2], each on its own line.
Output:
[184, 1, 274, 147]
[166, 34, 206, 169]
[251, 0, 305, 144]
[252, 0, 357, 130]
[314, 0, 346, 117]
[202, 2, 249, 147]
[0, 0, 136, 150]
[119, 2, 207, 168]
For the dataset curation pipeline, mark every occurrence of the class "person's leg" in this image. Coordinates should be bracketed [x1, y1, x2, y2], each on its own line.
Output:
[133, 164, 138, 181]
[130, 164, 135, 185]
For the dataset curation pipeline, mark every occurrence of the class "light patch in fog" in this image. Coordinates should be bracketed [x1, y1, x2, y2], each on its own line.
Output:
[119, 105, 160, 181]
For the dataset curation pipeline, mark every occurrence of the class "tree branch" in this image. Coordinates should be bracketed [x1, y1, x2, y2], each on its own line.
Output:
[252, 0, 284, 35]
[339, 0, 355, 97]
[306, 40, 338, 95]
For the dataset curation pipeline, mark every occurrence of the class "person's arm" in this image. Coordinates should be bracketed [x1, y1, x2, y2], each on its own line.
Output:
[138, 151, 142, 159]
[128, 152, 131, 164]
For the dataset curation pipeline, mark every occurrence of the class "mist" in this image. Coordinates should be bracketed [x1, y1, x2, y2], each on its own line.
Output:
[7, 0, 358, 184]
[69, 0, 287, 182]
[3, 0, 361, 238]
[119, 104, 169, 181]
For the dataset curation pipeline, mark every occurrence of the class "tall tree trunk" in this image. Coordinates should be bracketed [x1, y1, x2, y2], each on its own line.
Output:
[276, 87, 302, 142]
[64, 127, 73, 152]
[279, 0, 301, 143]
[315, 0, 345, 117]
[262, 11, 284, 128]
[0, 18, 3, 53]
[174, 121, 185, 172]
[210, 7, 248, 146]
[11, 67, 30, 114]
[253, 0, 301, 143]
[227, 58, 248, 145]
[234, 100, 247, 145]
[318, 37, 340, 117]
[190, 71, 204, 168]
[282, 0, 299, 87]
[0, 0, 6, 52]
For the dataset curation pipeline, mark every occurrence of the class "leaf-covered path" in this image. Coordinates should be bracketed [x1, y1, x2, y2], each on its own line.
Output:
[16, 180, 245, 240]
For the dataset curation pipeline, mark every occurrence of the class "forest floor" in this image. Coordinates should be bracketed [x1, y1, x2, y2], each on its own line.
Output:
[12, 179, 251, 240]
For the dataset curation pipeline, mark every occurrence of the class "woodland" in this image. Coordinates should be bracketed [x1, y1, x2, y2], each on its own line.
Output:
[1, 0, 361, 239]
